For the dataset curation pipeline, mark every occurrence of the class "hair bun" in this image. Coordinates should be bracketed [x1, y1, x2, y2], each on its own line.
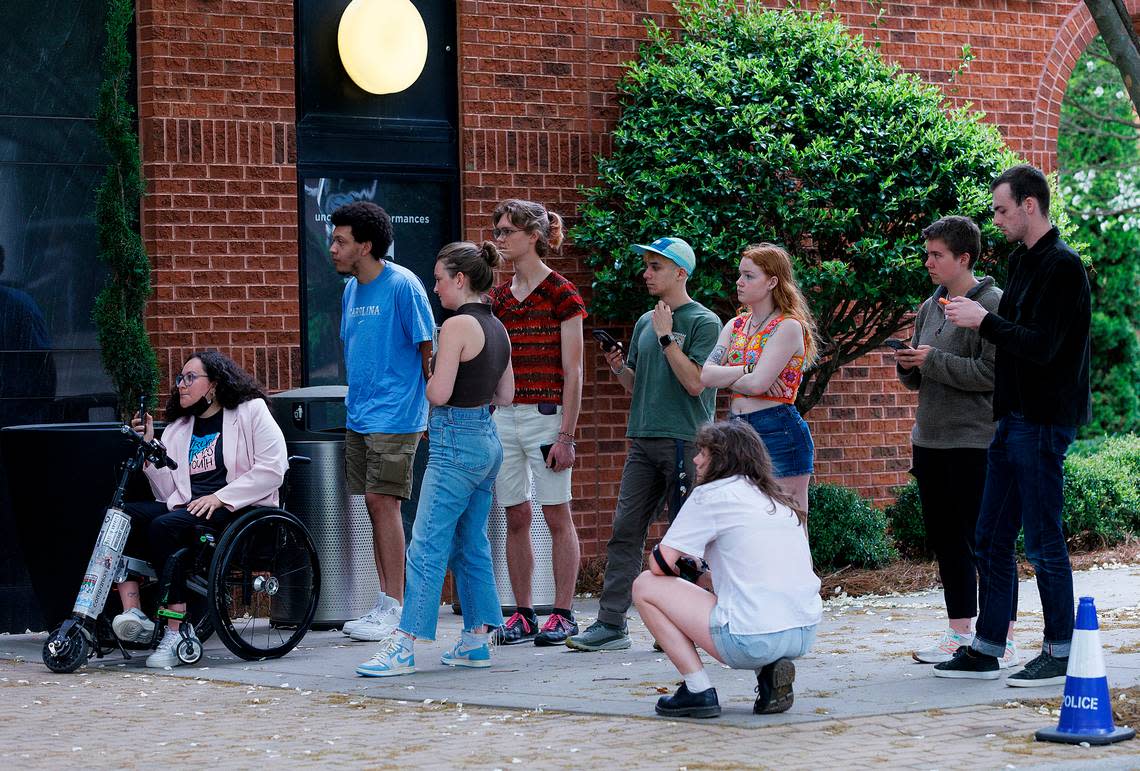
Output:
[547, 211, 564, 250]
[480, 240, 502, 269]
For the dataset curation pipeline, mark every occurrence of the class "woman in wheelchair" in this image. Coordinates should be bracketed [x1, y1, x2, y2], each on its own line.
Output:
[632, 420, 821, 719]
[111, 350, 288, 667]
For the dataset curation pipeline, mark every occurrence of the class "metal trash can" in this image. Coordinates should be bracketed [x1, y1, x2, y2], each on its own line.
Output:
[268, 386, 378, 627]
[487, 481, 556, 615]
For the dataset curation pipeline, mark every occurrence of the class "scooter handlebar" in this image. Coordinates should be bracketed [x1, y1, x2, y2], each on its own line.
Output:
[119, 424, 178, 470]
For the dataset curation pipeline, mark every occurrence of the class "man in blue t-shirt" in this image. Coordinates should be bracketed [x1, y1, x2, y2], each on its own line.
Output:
[330, 202, 435, 642]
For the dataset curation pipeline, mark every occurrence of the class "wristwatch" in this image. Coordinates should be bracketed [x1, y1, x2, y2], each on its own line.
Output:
[658, 334, 674, 349]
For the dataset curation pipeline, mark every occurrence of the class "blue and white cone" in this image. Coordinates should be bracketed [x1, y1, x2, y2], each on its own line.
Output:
[1036, 596, 1136, 745]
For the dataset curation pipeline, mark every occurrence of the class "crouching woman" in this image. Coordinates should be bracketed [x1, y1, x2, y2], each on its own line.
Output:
[632, 420, 821, 718]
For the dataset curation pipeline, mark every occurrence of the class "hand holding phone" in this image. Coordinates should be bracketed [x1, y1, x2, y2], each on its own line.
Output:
[882, 338, 912, 351]
[540, 443, 554, 466]
[591, 329, 621, 353]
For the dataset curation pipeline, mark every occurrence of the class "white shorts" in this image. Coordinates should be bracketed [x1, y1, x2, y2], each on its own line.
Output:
[492, 403, 572, 507]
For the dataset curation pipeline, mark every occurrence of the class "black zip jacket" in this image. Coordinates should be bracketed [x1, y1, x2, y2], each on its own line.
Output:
[977, 227, 1091, 427]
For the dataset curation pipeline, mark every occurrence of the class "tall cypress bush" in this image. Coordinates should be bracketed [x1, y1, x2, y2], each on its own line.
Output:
[92, 0, 158, 417]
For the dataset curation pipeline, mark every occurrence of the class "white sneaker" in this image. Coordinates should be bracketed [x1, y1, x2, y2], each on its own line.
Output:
[146, 627, 197, 669]
[342, 603, 384, 637]
[913, 629, 973, 663]
[112, 608, 155, 643]
[349, 604, 402, 642]
[999, 638, 1019, 669]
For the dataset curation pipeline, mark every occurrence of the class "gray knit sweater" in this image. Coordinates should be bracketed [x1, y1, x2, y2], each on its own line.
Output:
[897, 276, 1002, 449]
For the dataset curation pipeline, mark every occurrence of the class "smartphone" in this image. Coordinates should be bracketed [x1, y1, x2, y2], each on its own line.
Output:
[591, 329, 621, 352]
[882, 338, 912, 351]
[540, 444, 554, 465]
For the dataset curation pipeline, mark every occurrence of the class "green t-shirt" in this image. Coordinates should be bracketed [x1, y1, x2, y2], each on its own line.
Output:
[625, 301, 721, 440]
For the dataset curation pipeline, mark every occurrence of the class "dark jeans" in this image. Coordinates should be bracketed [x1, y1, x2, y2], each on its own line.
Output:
[971, 414, 1076, 658]
[911, 445, 988, 619]
[123, 500, 237, 604]
[597, 437, 696, 628]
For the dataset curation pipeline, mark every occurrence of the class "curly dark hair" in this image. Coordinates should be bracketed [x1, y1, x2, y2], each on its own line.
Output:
[694, 420, 805, 525]
[165, 350, 268, 421]
[330, 201, 394, 260]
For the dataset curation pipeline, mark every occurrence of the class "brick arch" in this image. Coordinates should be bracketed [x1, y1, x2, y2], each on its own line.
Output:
[1031, 1, 1140, 171]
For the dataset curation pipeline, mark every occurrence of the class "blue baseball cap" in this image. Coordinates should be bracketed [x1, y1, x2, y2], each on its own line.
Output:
[631, 237, 696, 274]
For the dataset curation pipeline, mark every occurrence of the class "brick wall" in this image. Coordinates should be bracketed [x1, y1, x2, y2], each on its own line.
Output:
[138, 1, 1113, 560]
[136, 0, 299, 392]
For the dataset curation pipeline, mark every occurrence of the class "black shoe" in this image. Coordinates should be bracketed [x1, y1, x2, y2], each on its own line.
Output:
[492, 611, 537, 645]
[565, 620, 631, 651]
[932, 646, 1000, 679]
[754, 658, 796, 714]
[534, 613, 578, 646]
[655, 683, 721, 718]
[1007, 651, 1068, 688]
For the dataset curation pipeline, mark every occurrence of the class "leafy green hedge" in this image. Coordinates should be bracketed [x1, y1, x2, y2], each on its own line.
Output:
[876, 435, 1140, 555]
[808, 483, 896, 571]
[883, 480, 931, 559]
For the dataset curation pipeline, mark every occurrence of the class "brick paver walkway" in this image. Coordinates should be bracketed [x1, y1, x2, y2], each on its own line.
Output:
[3, 658, 1137, 769]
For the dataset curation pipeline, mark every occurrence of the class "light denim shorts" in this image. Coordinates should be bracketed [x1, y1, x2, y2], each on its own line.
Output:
[709, 617, 817, 670]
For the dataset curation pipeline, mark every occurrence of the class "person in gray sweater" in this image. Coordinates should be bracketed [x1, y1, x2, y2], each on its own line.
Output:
[894, 216, 1009, 667]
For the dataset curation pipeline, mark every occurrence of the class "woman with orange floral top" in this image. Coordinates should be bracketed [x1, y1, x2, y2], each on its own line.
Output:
[699, 244, 817, 513]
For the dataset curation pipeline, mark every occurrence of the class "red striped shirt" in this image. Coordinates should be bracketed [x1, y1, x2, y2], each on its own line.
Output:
[489, 271, 587, 404]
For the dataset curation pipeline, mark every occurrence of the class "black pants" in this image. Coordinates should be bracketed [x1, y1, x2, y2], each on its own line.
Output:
[911, 445, 988, 620]
[122, 500, 237, 604]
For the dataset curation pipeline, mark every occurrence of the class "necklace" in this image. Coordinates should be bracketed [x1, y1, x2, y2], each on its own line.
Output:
[746, 308, 778, 336]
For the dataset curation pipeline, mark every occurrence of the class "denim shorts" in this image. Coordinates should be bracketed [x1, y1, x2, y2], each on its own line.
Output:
[709, 619, 817, 670]
[732, 403, 814, 477]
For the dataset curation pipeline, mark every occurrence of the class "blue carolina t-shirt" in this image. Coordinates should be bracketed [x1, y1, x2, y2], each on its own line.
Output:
[340, 261, 435, 434]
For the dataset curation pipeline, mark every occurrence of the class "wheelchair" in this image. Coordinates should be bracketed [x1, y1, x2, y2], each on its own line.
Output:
[42, 423, 321, 673]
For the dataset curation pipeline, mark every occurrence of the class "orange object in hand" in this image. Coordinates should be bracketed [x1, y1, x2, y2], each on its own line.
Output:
[938, 297, 950, 306]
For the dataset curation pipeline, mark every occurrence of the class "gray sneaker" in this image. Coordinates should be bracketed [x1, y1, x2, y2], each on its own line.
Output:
[111, 608, 155, 644]
[565, 620, 630, 651]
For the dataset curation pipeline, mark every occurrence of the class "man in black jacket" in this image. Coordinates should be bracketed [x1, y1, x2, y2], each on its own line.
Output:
[934, 164, 1091, 687]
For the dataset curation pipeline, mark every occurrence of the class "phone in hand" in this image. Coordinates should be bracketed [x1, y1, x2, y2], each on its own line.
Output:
[882, 338, 912, 351]
[591, 329, 621, 353]
[540, 444, 555, 466]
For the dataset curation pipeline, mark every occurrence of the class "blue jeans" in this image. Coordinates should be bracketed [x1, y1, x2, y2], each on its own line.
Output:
[972, 414, 1076, 658]
[732, 404, 814, 478]
[398, 405, 504, 640]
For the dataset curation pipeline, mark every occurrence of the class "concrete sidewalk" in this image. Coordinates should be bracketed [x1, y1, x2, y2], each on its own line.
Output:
[2, 565, 1139, 768]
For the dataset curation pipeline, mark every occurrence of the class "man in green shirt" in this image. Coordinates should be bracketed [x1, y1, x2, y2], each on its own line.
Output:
[567, 237, 721, 651]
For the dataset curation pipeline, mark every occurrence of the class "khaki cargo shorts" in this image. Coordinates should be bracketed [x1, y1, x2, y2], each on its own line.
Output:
[345, 429, 422, 499]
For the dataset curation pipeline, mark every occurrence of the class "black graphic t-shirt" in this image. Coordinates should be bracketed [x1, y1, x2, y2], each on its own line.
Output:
[189, 411, 227, 498]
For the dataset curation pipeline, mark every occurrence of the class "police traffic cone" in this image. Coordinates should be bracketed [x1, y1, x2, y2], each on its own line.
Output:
[1035, 596, 1136, 745]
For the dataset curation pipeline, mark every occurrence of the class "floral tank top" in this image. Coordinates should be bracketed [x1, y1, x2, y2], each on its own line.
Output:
[725, 313, 805, 404]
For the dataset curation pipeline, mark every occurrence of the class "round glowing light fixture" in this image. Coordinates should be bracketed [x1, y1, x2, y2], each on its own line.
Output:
[338, 0, 428, 95]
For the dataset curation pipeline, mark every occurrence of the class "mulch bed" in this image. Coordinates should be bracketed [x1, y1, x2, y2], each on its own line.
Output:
[576, 540, 1140, 600]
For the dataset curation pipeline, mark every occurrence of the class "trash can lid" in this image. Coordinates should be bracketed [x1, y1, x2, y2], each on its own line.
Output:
[270, 385, 348, 400]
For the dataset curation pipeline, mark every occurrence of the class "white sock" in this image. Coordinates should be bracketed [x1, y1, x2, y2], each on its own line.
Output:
[462, 629, 491, 647]
[683, 669, 712, 694]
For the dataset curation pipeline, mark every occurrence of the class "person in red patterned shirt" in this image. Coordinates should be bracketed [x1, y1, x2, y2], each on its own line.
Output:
[488, 199, 587, 647]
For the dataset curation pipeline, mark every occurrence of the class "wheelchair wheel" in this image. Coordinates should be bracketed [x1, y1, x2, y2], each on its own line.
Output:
[177, 635, 203, 665]
[207, 508, 320, 660]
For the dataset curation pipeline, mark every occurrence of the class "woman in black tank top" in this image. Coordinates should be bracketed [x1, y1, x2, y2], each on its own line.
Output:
[356, 241, 515, 679]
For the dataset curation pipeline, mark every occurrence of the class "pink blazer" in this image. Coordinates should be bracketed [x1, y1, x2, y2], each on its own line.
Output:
[144, 399, 289, 511]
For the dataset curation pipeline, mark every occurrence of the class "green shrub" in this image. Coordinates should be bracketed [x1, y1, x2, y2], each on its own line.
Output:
[808, 483, 896, 571]
[883, 480, 931, 559]
[1061, 433, 1140, 546]
[573, 0, 1020, 415]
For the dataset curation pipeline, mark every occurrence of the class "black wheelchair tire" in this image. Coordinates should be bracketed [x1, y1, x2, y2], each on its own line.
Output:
[206, 507, 320, 660]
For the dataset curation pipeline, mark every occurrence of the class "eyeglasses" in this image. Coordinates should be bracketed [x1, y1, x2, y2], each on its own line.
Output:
[175, 372, 205, 387]
[492, 227, 522, 239]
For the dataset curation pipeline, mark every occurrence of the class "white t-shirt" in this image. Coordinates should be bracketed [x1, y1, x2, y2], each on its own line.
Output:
[662, 475, 822, 635]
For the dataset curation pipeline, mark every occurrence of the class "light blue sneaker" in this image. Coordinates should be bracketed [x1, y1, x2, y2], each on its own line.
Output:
[441, 638, 492, 668]
[356, 635, 415, 677]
